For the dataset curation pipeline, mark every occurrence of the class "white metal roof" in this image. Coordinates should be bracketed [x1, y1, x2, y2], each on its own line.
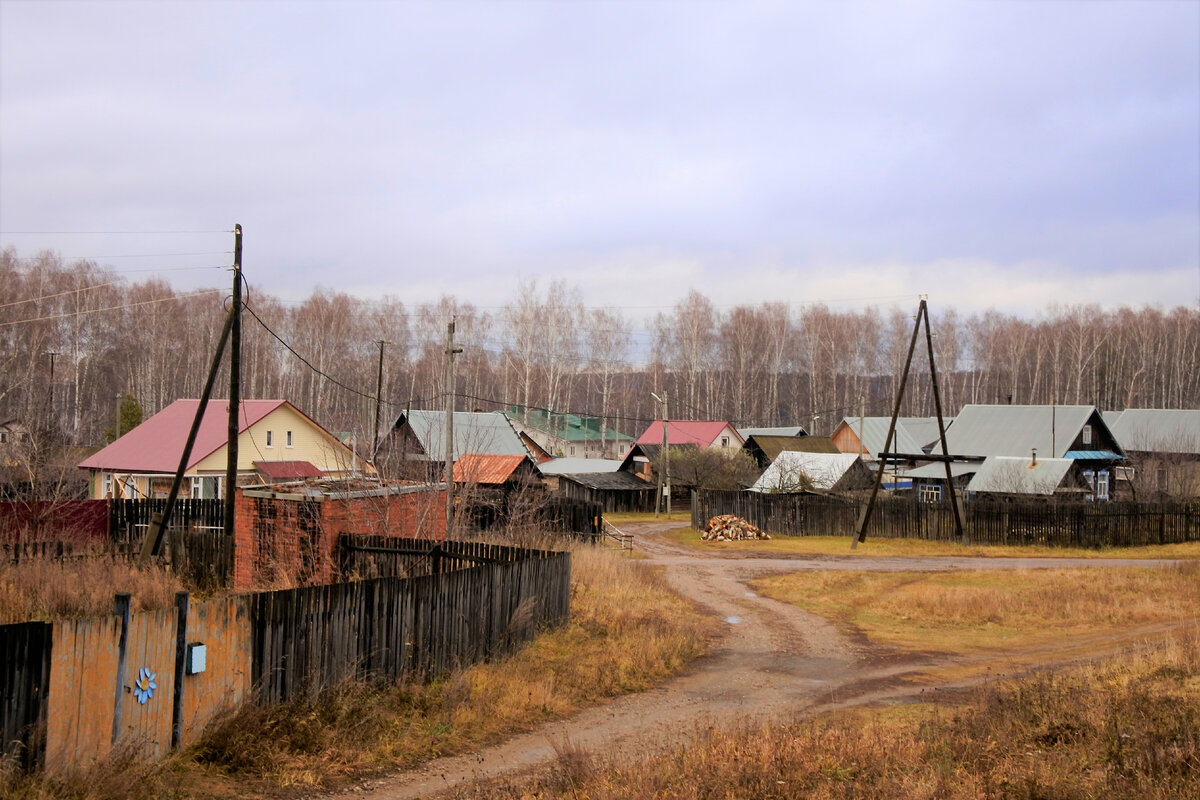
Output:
[966, 456, 1074, 495]
[537, 457, 624, 475]
[750, 451, 863, 492]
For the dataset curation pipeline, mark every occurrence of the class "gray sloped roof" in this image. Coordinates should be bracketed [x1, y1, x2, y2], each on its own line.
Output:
[538, 457, 624, 475]
[397, 410, 529, 461]
[1108, 409, 1200, 455]
[966, 456, 1074, 495]
[930, 404, 1099, 459]
[839, 417, 922, 458]
[904, 461, 980, 480]
[559, 471, 656, 491]
[737, 426, 809, 438]
[750, 451, 865, 492]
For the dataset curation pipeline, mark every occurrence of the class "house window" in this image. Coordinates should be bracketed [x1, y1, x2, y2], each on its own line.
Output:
[266, 430, 274, 448]
[0, 431, 6, 443]
[1082, 425, 1093, 446]
[1083, 469, 1111, 501]
[721, 437, 730, 447]
[286, 430, 293, 448]
[102, 473, 113, 498]
[569, 446, 575, 456]
[919, 484, 942, 504]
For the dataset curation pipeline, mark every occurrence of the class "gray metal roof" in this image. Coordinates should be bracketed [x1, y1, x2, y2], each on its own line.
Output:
[966, 456, 1074, 495]
[931, 404, 1100, 459]
[559, 471, 656, 491]
[538, 457, 624, 475]
[750, 451, 864, 492]
[398, 410, 529, 461]
[737, 426, 809, 438]
[838, 417, 923, 458]
[1107, 409, 1200, 455]
[904, 462, 980, 480]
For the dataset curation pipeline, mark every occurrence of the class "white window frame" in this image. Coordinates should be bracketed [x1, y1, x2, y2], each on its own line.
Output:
[1082, 424, 1093, 446]
[1095, 470, 1110, 501]
[286, 430, 293, 448]
[919, 483, 942, 504]
[266, 430, 274, 448]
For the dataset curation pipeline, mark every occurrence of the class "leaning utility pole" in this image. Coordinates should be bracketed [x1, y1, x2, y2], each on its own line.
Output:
[224, 224, 242, 541]
[443, 319, 462, 535]
[853, 297, 963, 547]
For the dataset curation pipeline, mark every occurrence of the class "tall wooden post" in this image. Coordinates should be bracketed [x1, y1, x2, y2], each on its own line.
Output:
[224, 224, 242, 540]
[443, 320, 461, 535]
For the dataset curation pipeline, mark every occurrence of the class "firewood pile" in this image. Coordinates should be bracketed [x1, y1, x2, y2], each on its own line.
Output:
[701, 515, 771, 541]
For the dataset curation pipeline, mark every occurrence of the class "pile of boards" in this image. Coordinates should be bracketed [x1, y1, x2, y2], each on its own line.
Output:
[701, 515, 771, 541]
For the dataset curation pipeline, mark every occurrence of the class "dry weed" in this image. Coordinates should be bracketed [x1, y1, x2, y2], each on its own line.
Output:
[0, 555, 185, 623]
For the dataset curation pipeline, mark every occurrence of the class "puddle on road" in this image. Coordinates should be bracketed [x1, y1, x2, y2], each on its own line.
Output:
[726, 616, 742, 624]
[744, 591, 757, 597]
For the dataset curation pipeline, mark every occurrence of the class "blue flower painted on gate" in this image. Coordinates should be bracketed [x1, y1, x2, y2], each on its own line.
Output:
[133, 667, 157, 704]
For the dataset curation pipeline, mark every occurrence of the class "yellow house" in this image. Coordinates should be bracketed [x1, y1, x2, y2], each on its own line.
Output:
[78, 399, 373, 499]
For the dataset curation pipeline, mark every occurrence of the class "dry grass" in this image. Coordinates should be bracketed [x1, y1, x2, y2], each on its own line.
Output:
[669, 526, 1200, 559]
[450, 626, 1200, 800]
[0, 555, 186, 624]
[751, 562, 1200, 654]
[2, 542, 714, 798]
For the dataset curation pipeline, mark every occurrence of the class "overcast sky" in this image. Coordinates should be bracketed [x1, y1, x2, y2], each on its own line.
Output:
[1, 0, 1197, 319]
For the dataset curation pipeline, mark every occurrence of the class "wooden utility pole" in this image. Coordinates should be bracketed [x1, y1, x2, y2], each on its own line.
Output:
[651, 392, 670, 517]
[853, 298, 963, 547]
[224, 224, 242, 540]
[373, 339, 389, 458]
[443, 320, 462, 535]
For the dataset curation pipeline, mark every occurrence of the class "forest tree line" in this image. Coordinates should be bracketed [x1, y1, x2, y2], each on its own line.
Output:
[3, 248, 1199, 455]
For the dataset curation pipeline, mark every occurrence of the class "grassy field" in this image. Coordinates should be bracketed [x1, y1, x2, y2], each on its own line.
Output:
[0, 543, 717, 800]
[751, 562, 1200, 655]
[450, 626, 1200, 799]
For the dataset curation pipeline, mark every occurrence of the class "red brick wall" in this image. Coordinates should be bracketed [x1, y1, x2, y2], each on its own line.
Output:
[232, 486, 447, 590]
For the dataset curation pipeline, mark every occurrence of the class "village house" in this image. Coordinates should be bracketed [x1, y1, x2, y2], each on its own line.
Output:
[504, 408, 632, 459]
[749, 451, 874, 494]
[374, 410, 532, 481]
[77, 399, 370, 500]
[1107, 408, 1200, 498]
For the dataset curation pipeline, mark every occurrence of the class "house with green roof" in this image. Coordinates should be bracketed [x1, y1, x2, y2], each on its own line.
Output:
[505, 408, 632, 460]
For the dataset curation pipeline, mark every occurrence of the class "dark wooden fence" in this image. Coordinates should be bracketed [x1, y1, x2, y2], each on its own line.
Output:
[0, 621, 52, 768]
[256, 537, 571, 703]
[0, 500, 108, 544]
[693, 491, 1200, 548]
[107, 498, 224, 547]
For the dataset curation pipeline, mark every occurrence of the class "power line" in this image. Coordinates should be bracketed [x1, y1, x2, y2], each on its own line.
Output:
[0, 289, 223, 328]
[0, 229, 233, 234]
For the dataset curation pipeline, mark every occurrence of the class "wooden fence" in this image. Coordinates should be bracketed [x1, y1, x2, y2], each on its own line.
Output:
[0, 537, 570, 769]
[693, 491, 1200, 548]
[107, 498, 224, 547]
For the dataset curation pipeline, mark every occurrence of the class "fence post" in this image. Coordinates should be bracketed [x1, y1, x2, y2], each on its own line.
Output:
[111, 593, 131, 745]
[171, 591, 189, 749]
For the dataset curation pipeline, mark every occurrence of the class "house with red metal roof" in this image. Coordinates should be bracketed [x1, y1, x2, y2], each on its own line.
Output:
[77, 399, 372, 499]
[452, 453, 541, 488]
[634, 420, 744, 450]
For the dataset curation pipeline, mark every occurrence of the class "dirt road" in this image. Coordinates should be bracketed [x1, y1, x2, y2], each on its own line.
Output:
[341, 522, 1183, 799]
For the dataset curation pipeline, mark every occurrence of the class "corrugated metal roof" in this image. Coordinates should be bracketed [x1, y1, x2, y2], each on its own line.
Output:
[737, 426, 809, 438]
[400, 410, 529, 461]
[904, 462, 980, 480]
[78, 399, 287, 472]
[505, 409, 632, 443]
[1108, 409, 1200, 455]
[750, 452, 864, 492]
[452, 453, 534, 485]
[930, 404, 1101, 458]
[538, 458, 624, 475]
[636, 420, 742, 448]
[967, 456, 1074, 495]
[837, 417, 923, 457]
[254, 460, 323, 479]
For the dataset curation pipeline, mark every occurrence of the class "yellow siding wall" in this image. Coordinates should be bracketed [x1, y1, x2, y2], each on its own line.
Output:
[191, 406, 371, 476]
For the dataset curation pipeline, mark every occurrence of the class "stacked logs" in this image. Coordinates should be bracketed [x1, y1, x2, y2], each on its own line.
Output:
[701, 515, 771, 541]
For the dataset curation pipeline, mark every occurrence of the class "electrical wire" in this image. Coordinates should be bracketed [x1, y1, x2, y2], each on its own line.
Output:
[0, 289, 223, 328]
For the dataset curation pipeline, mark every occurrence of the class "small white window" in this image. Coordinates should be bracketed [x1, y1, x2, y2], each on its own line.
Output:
[1082, 425, 1093, 446]
[266, 430, 274, 448]
[1083, 470, 1095, 501]
[919, 484, 942, 504]
[286, 430, 293, 448]
[721, 437, 729, 447]
[1096, 470, 1110, 501]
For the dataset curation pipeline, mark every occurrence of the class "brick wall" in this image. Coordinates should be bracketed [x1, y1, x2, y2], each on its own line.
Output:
[232, 484, 447, 590]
